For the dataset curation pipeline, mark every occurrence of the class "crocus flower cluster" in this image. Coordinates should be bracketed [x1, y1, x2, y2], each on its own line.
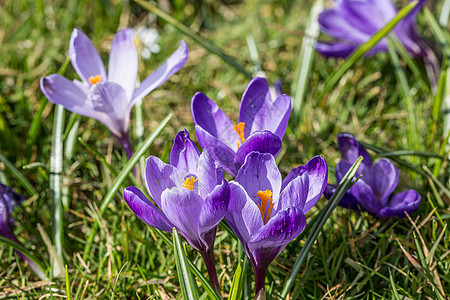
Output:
[0, 183, 46, 280]
[325, 133, 421, 218]
[316, 0, 427, 58]
[125, 77, 328, 297]
[41, 28, 188, 158]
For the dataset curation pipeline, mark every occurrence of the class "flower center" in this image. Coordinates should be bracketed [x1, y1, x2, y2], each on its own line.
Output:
[233, 122, 246, 148]
[256, 189, 274, 225]
[89, 75, 102, 85]
[181, 176, 198, 191]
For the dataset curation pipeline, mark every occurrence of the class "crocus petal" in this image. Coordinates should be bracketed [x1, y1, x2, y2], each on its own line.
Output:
[318, 9, 371, 43]
[324, 184, 360, 210]
[277, 173, 309, 212]
[69, 28, 107, 84]
[377, 189, 421, 218]
[0, 195, 15, 242]
[234, 131, 282, 166]
[364, 158, 399, 206]
[225, 182, 263, 245]
[144, 156, 179, 207]
[123, 187, 173, 232]
[238, 78, 291, 139]
[248, 207, 306, 268]
[197, 149, 222, 198]
[349, 180, 381, 215]
[191, 92, 240, 151]
[194, 124, 239, 176]
[316, 42, 357, 58]
[160, 187, 203, 250]
[235, 152, 282, 205]
[281, 156, 328, 213]
[0, 183, 25, 214]
[108, 28, 138, 100]
[198, 179, 230, 248]
[337, 133, 372, 166]
[131, 40, 188, 105]
[170, 129, 200, 174]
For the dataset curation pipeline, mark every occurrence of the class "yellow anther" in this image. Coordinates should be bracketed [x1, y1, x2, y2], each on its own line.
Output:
[257, 189, 274, 225]
[181, 176, 198, 191]
[89, 75, 102, 85]
[233, 122, 246, 148]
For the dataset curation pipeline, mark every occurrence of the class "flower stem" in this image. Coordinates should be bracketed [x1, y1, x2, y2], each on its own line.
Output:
[200, 248, 222, 299]
[254, 265, 267, 299]
[116, 132, 134, 159]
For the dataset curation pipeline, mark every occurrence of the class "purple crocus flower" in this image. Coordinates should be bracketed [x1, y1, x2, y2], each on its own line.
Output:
[191, 77, 291, 177]
[0, 183, 46, 279]
[41, 28, 188, 158]
[325, 133, 421, 218]
[316, 0, 427, 58]
[123, 130, 229, 294]
[225, 152, 327, 296]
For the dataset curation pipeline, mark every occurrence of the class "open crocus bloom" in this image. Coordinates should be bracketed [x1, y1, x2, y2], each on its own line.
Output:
[225, 152, 327, 295]
[123, 130, 229, 293]
[325, 133, 421, 218]
[41, 28, 188, 157]
[191, 77, 291, 177]
[0, 183, 46, 280]
[316, 0, 427, 58]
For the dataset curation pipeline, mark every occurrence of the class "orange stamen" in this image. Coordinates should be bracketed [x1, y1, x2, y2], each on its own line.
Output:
[181, 176, 198, 191]
[89, 75, 102, 85]
[257, 189, 274, 225]
[233, 122, 246, 148]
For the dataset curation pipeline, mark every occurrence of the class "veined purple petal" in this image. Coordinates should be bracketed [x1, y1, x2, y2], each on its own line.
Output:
[248, 207, 306, 268]
[131, 40, 188, 105]
[235, 152, 282, 206]
[108, 28, 138, 100]
[318, 9, 371, 43]
[198, 179, 230, 249]
[160, 187, 203, 251]
[144, 156, 179, 207]
[337, 133, 372, 166]
[277, 173, 309, 213]
[69, 28, 107, 84]
[377, 189, 421, 218]
[191, 92, 240, 151]
[0, 194, 15, 242]
[197, 149, 222, 199]
[349, 180, 381, 215]
[123, 187, 173, 232]
[315, 42, 357, 58]
[170, 129, 200, 174]
[194, 124, 239, 176]
[364, 158, 399, 206]
[234, 131, 282, 166]
[238, 78, 291, 139]
[225, 182, 263, 245]
[281, 156, 328, 214]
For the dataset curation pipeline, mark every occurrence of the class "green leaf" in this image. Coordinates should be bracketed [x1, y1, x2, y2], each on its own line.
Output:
[173, 228, 199, 300]
[280, 156, 363, 299]
[0, 153, 37, 196]
[229, 259, 247, 300]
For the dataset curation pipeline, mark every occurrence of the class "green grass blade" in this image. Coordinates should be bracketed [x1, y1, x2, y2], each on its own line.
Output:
[439, 0, 450, 27]
[173, 228, 199, 300]
[280, 156, 363, 299]
[0, 153, 37, 196]
[229, 259, 247, 300]
[50, 104, 65, 263]
[319, 0, 421, 99]
[152, 228, 221, 300]
[375, 150, 442, 159]
[387, 39, 418, 154]
[133, 0, 252, 79]
[291, 0, 323, 120]
[83, 113, 172, 260]
[65, 265, 72, 300]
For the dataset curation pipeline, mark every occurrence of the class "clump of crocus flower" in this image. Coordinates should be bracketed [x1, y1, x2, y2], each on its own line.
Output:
[325, 133, 421, 218]
[225, 152, 327, 297]
[41, 28, 188, 158]
[0, 183, 46, 280]
[123, 130, 229, 295]
[191, 77, 291, 177]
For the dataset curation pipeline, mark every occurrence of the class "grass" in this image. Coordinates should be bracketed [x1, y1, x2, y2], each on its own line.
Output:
[0, 0, 449, 299]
